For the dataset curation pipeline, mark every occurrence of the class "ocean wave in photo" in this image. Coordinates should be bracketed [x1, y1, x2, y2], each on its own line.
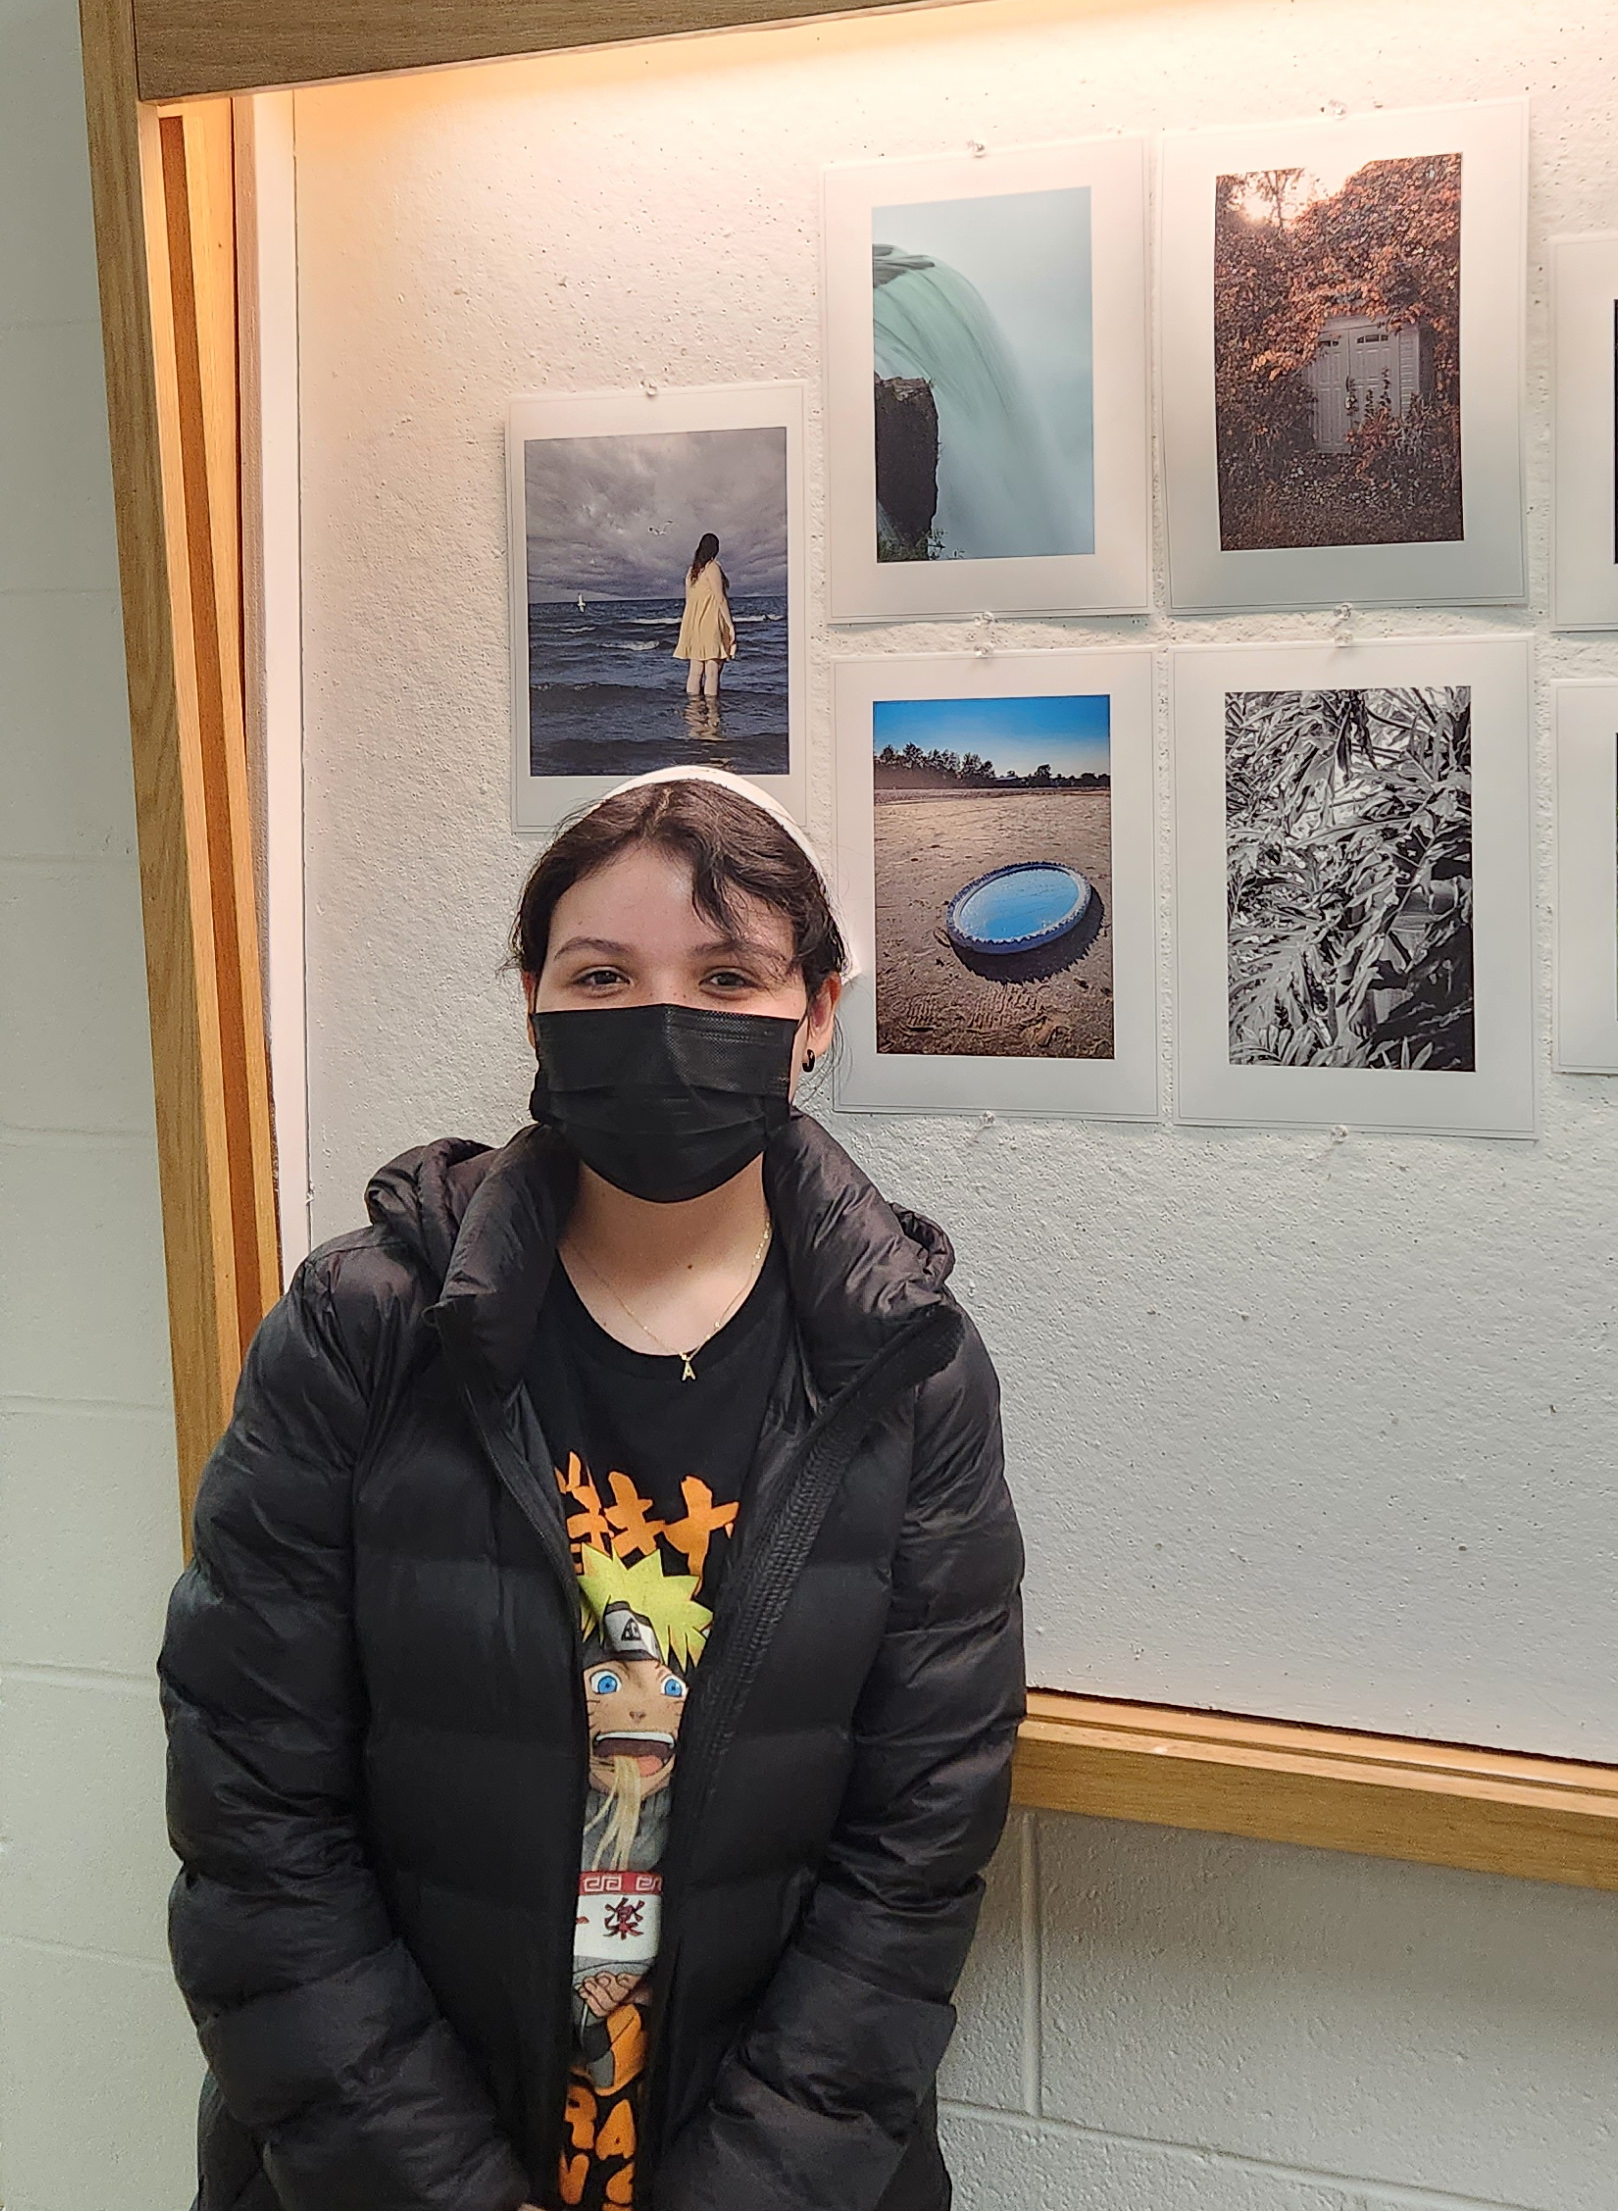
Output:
[529, 595, 790, 776]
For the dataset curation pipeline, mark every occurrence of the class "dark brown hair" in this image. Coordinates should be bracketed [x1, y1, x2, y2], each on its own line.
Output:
[512, 779, 846, 1000]
[689, 531, 720, 582]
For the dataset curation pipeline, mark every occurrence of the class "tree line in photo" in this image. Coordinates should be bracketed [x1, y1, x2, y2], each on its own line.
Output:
[875, 743, 1110, 791]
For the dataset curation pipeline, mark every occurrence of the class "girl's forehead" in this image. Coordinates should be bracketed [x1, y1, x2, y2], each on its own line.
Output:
[554, 847, 795, 954]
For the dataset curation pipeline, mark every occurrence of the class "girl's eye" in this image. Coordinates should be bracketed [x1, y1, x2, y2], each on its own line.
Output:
[577, 968, 626, 990]
[706, 970, 755, 992]
[588, 1669, 622, 1695]
[661, 1676, 687, 1700]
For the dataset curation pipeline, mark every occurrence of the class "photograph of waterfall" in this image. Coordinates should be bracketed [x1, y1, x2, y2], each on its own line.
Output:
[824, 140, 1150, 620]
[833, 651, 1160, 1119]
[1160, 101, 1526, 613]
[871, 187, 1093, 564]
[1171, 636, 1534, 1136]
[507, 384, 807, 830]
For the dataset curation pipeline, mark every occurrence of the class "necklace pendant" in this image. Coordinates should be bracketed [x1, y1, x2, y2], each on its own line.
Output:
[680, 1354, 698, 1383]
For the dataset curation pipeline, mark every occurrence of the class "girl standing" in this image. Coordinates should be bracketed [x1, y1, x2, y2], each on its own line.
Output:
[673, 532, 736, 701]
[161, 767, 1024, 2211]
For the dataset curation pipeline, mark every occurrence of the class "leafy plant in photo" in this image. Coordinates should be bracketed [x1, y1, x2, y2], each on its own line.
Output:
[1213, 153, 1463, 549]
[1225, 685, 1474, 1071]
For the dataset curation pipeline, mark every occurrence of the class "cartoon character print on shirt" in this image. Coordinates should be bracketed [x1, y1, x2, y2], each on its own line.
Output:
[554, 1455, 737, 2210]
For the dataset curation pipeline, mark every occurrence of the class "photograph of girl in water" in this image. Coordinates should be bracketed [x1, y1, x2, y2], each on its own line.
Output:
[520, 421, 789, 778]
[674, 532, 736, 705]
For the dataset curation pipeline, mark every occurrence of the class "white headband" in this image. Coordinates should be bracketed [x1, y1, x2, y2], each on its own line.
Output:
[579, 766, 859, 980]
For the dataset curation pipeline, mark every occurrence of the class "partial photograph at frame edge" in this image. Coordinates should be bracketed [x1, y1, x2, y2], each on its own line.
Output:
[1550, 233, 1618, 633]
[1552, 683, 1618, 1073]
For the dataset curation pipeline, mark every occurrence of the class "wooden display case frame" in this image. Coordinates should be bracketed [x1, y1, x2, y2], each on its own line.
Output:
[76, 0, 1618, 1893]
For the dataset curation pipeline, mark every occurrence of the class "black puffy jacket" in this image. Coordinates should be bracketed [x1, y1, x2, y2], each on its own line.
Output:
[160, 1112, 1025, 2211]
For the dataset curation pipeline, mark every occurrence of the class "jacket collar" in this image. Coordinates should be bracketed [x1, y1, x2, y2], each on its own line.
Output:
[410, 1113, 957, 1402]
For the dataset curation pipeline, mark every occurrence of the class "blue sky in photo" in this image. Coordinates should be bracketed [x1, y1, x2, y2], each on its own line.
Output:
[874, 693, 1110, 777]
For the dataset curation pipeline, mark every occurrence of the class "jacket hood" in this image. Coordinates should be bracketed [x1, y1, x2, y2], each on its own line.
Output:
[365, 1112, 958, 1401]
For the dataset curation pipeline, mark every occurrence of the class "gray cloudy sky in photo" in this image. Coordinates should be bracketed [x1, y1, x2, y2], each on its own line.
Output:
[525, 426, 788, 602]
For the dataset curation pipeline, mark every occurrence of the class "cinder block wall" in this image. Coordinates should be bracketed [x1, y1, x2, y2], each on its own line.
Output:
[0, 0, 197, 2200]
[940, 1814, 1618, 2211]
[3, 4, 1618, 2209]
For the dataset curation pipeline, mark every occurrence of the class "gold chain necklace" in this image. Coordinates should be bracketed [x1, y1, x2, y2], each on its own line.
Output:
[562, 1218, 773, 1382]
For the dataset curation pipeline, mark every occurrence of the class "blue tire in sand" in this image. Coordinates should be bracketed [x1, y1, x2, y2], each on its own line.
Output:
[945, 862, 1092, 956]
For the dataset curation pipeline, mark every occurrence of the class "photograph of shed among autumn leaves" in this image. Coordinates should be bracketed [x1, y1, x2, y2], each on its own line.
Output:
[1225, 684, 1475, 1072]
[1213, 152, 1463, 551]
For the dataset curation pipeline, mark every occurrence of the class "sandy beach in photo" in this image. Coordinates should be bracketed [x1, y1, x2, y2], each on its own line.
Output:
[874, 789, 1113, 1058]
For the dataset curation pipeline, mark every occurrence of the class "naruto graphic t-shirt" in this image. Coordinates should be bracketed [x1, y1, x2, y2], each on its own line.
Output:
[528, 1233, 791, 2211]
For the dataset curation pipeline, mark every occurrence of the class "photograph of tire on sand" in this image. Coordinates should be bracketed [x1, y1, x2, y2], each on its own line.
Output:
[1552, 235, 1618, 630]
[1172, 637, 1534, 1136]
[1160, 100, 1526, 613]
[823, 138, 1150, 620]
[507, 384, 807, 830]
[833, 652, 1156, 1117]
[1553, 684, 1618, 1072]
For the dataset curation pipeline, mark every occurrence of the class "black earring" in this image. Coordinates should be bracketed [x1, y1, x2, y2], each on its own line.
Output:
[802, 1050, 817, 1072]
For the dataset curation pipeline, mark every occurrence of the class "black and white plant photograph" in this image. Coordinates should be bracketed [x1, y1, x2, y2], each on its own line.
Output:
[1225, 684, 1474, 1071]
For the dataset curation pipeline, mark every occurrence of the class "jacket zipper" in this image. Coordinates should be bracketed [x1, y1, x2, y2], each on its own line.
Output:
[440, 1312, 589, 2199]
[633, 1300, 964, 2205]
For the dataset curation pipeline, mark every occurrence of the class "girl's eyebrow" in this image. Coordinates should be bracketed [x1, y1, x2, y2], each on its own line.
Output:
[693, 935, 793, 975]
[552, 936, 632, 961]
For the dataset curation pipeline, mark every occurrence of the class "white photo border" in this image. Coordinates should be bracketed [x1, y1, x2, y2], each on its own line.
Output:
[822, 138, 1150, 622]
[507, 382, 809, 833]
[1554, 683, 1618, 1072]
[832, 649, 1158, 1118]
[1160, 99, 1528, 614]
[1551, 236, 1618, 632]
[1172, 635, 1535, 1137]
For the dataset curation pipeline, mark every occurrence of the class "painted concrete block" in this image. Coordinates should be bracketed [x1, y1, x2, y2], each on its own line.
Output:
[0, 593, 135, 860]
[0, 1131, 168, 1405]
[938, 2108, 1045, 2211]
[0, 1402, 178, 1676]
[0, 0, 101, 327]
[0, 1939, 197, 2210]
[0, 320, 119, 594]
[939, 1812, 1029, 2116]
[0, 862, 156, 1134]
[1038, 1814, 1618, 2211]
[0, 1671, 174, 1965]
[944, 2108, 1370, 2211]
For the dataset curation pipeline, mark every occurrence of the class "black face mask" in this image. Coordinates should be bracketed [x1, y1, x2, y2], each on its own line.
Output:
[529, 1003, 801, 1204]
